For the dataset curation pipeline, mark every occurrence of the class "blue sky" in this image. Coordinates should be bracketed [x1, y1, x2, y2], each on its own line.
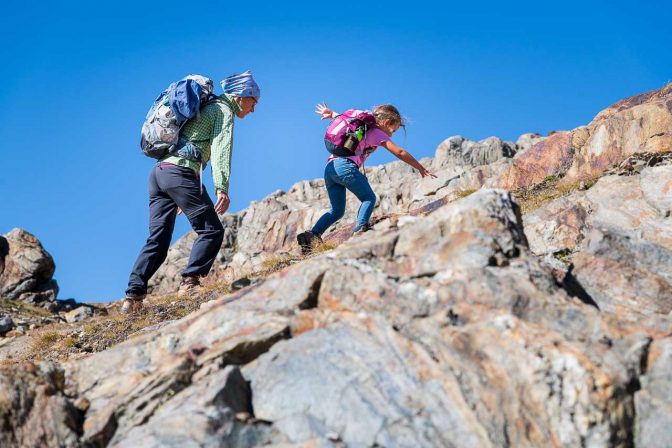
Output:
[1, 0, 670, 302]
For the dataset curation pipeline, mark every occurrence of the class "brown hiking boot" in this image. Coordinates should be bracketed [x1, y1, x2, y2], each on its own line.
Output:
[178, 275, 201, 296]
[297, 231, 323, 255]
[120, 292, 145, 314]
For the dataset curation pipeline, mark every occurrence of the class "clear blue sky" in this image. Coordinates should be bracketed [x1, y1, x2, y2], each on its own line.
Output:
[1, 0, 669, 302]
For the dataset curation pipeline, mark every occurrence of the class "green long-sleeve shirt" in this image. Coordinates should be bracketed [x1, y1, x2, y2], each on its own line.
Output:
[160, 94, 242, 194]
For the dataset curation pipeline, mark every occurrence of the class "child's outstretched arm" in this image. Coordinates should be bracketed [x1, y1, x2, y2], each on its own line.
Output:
[382, 140, 436, 178]
[315, 103, 339, 120]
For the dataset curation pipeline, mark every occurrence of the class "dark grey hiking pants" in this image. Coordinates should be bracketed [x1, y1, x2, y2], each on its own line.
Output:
[126, 163, 224, 295]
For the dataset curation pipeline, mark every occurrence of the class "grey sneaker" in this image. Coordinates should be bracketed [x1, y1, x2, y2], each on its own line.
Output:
[120, 293, 145, 314]
[353, 223, 373, 235]
[178, 275, 201, 295]
[297, 231, 323, 255]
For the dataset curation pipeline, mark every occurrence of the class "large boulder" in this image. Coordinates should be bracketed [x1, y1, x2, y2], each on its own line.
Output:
[0, 228, 59, 306]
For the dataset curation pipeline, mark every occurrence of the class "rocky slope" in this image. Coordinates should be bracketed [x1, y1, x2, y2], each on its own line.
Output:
[1, 84, 671, 447]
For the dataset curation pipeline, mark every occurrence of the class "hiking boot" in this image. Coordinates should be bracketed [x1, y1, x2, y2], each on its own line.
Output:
[120, 292, 145, 314]
[297, 231, 323, 255]
[353, 223, 373, 235]
[178, 275, 201, 296]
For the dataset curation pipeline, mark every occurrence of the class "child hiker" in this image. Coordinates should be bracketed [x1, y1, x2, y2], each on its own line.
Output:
[297, 103, 435, 253]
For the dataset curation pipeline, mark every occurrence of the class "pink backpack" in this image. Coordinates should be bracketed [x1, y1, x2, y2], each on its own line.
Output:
[324, 109, 377, 157]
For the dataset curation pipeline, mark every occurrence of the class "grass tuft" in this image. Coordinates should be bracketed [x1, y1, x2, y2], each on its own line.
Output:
[310, 242, 336, 254]
[261, 255, 294, 272]
[513, 175, 599, 214]
[456, 189, 477, 199]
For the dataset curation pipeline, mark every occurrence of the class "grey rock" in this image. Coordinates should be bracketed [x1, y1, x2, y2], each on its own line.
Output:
[246, 321, 490, 448]
[0, 363, 82, 448]
[434, 135, 517, 169]
[515, 132, 545, 154]
[64, 306, 93, 324]
[0, 314, 14, 334]
[0, 228, 58, 302]
[636, 337, 672, 448]
[109, 366, 271, 447]
[573, 229, 672, 318]
[524, 191, 588, 255]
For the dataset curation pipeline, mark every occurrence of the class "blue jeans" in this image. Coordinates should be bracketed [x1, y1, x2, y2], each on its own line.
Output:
[311, 158, 376, 235]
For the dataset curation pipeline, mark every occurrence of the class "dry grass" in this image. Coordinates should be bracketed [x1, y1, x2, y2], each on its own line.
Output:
[310, 241, 337, 254]
[261, 255, 295, 272]
[28, 331, 63, 359]
[513, 175, 599, 214]
[10, 252, 322, 364]
[20, 280, 233, 363]
[0, 300, 53, 318]
[456, 189, 477, 199]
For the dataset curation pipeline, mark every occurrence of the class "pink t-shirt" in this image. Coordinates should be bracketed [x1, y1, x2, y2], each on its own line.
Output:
[327, 127, 390, 167]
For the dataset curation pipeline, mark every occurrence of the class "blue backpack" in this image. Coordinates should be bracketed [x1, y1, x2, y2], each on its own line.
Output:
[140, 75, 214, 159]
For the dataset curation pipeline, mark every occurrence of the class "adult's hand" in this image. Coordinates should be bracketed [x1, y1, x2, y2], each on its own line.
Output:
[214, 191, 230, 215]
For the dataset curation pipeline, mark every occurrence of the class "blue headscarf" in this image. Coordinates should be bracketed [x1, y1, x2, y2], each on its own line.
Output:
[221, 70, 260, 98]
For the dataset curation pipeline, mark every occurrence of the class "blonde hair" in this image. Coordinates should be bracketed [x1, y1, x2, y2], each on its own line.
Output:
[372, 104, 406, 130]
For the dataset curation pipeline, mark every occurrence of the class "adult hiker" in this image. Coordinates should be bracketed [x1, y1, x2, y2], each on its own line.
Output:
[297, 103, 435, 253]
[122, 70, 260, 313]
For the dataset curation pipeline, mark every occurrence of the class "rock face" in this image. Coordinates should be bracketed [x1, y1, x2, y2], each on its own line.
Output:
[0, 228, 59, 307]
[0, 188, 663, 447]
[636, 337, 672, 448]
[2, 83, 671, 447]
[0, 362, 83, 448]
[524, 164, 672, 324]
[499, 83, 672, 189]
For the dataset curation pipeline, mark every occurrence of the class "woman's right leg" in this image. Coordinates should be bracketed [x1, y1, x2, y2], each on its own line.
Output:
[311, 162, 346, 236]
